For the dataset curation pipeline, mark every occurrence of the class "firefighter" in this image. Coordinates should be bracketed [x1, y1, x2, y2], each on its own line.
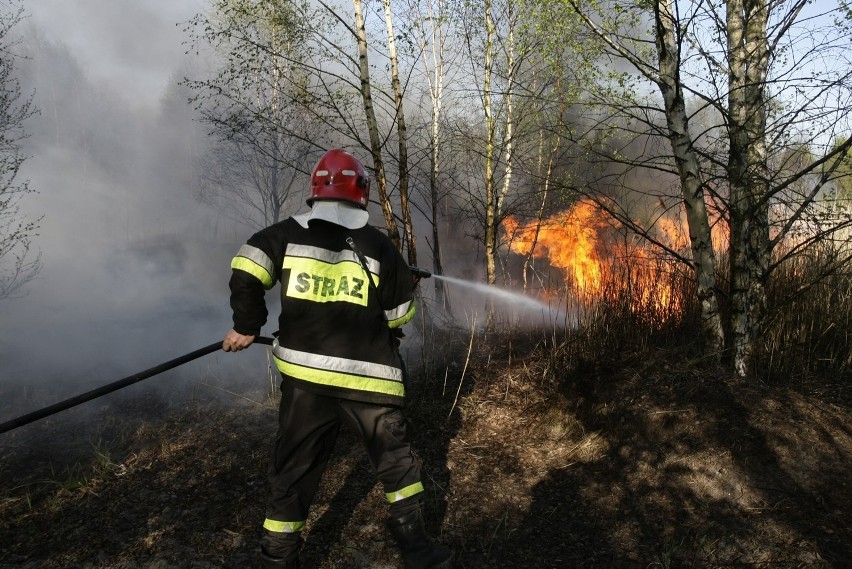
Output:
[222, 149, 453, 569]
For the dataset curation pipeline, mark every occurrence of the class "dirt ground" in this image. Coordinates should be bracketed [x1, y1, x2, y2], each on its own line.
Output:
[1, 337, 850, 568]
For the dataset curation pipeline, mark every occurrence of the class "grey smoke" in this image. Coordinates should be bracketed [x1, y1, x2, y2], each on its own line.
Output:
[0, 1, 270, 420]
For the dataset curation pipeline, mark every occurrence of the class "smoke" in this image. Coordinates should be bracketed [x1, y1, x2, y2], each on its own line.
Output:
[0, 3, 273, 427]
[24, 0, 201, 112]
[0, 0, 568, 430]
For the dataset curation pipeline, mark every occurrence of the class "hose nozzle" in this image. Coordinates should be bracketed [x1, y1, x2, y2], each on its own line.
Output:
[409, 266, 432, 279]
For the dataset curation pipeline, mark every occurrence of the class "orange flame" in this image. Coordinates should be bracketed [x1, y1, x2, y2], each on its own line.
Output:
[503, 199, 722, 326]
[504, 200, 609, 293]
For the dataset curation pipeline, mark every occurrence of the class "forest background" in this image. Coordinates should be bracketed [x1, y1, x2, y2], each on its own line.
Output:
[1, 1, 851, 567]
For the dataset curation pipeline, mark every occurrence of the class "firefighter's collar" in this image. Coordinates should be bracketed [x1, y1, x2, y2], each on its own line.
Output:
[305, 200, 369, 229]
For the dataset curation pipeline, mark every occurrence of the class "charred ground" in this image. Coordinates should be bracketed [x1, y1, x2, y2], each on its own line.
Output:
[1, 329, 850, 568]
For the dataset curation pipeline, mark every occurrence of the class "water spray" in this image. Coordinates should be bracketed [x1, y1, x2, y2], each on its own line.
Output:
[428, 274, 568, 324]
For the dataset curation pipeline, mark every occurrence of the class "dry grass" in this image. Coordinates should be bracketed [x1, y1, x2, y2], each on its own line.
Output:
[1, 253, 851, 567]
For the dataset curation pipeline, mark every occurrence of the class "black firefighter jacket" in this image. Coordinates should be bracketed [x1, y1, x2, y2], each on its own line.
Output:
[229, 216, 416, 407]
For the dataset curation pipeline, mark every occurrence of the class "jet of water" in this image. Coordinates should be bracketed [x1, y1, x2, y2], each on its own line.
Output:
[432, 274, 568, 326]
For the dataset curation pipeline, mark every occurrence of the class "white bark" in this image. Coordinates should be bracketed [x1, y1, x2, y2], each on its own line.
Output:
[654, 0, 725, 356]
[353, 0, 401, 250]
[382, 0, 416, 265]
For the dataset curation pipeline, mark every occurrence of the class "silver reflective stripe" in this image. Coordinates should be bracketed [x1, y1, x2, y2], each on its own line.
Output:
[236, 244, 275, 276]
[272, 341, 403, 382]
[286, 243, 380, 275]
[385, 299, 414, 323]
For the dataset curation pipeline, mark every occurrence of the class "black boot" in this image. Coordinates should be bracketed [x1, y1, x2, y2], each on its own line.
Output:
[259, 550, 301, 569]
[259, 530, 302, 569]
[388, 508, 454, 569]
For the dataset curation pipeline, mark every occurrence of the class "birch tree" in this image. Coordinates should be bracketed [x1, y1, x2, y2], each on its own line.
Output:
[482, 0, 498, 285]
[565, 0, 852, 375]
[726, 0, 771, 375]
[381, 0, 416, 265]
[405, 0, 458, 306]
[567, 0, 724, 354]
[352, 0, 402, 249]
[184, 0, 319, 228]
[461, 0, 541, 287]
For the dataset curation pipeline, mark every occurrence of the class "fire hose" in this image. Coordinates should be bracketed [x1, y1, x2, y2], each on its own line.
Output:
[0, 336, 276, 435]
[0, 268, 433, 435]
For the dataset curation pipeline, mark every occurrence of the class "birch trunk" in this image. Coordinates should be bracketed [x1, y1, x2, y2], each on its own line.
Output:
[496, 0, 516, 251]
[524, 73, 567, 292]
[654, 0, 724, 357]
[727, 0, 770, 376]
[522, 128, 559, 292]
[382, 0, 417, 265]
[353, 0, 402, 250]
[418, 0, 449, 309]
[483, 0, 497, 286]
[743, 0, 770, 374]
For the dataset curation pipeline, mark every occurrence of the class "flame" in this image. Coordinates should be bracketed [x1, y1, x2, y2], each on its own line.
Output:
[504, 200, 608, 293]
[503, 198, 723, 326]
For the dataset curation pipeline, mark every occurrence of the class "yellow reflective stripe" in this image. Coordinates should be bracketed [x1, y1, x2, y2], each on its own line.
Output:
[387, 301, 415, 328]
[273, 345, 403, 381]
[274, 357, 405, 398]
[232, 245, 275, 288]
[263, 518, 305, 533]
[283, 256, 376, 307]
[232, 256, 274, 289]
[386, 481, 424, 503]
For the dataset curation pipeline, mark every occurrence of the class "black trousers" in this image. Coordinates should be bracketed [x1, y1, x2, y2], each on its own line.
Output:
[263, 378, 423, 534]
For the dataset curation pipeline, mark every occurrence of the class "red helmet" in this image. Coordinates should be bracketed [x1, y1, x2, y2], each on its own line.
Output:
[308, 149, 370, 209]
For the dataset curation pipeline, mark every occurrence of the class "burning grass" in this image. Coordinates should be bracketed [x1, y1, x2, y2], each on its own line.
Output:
[502, 197, 852, 390]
